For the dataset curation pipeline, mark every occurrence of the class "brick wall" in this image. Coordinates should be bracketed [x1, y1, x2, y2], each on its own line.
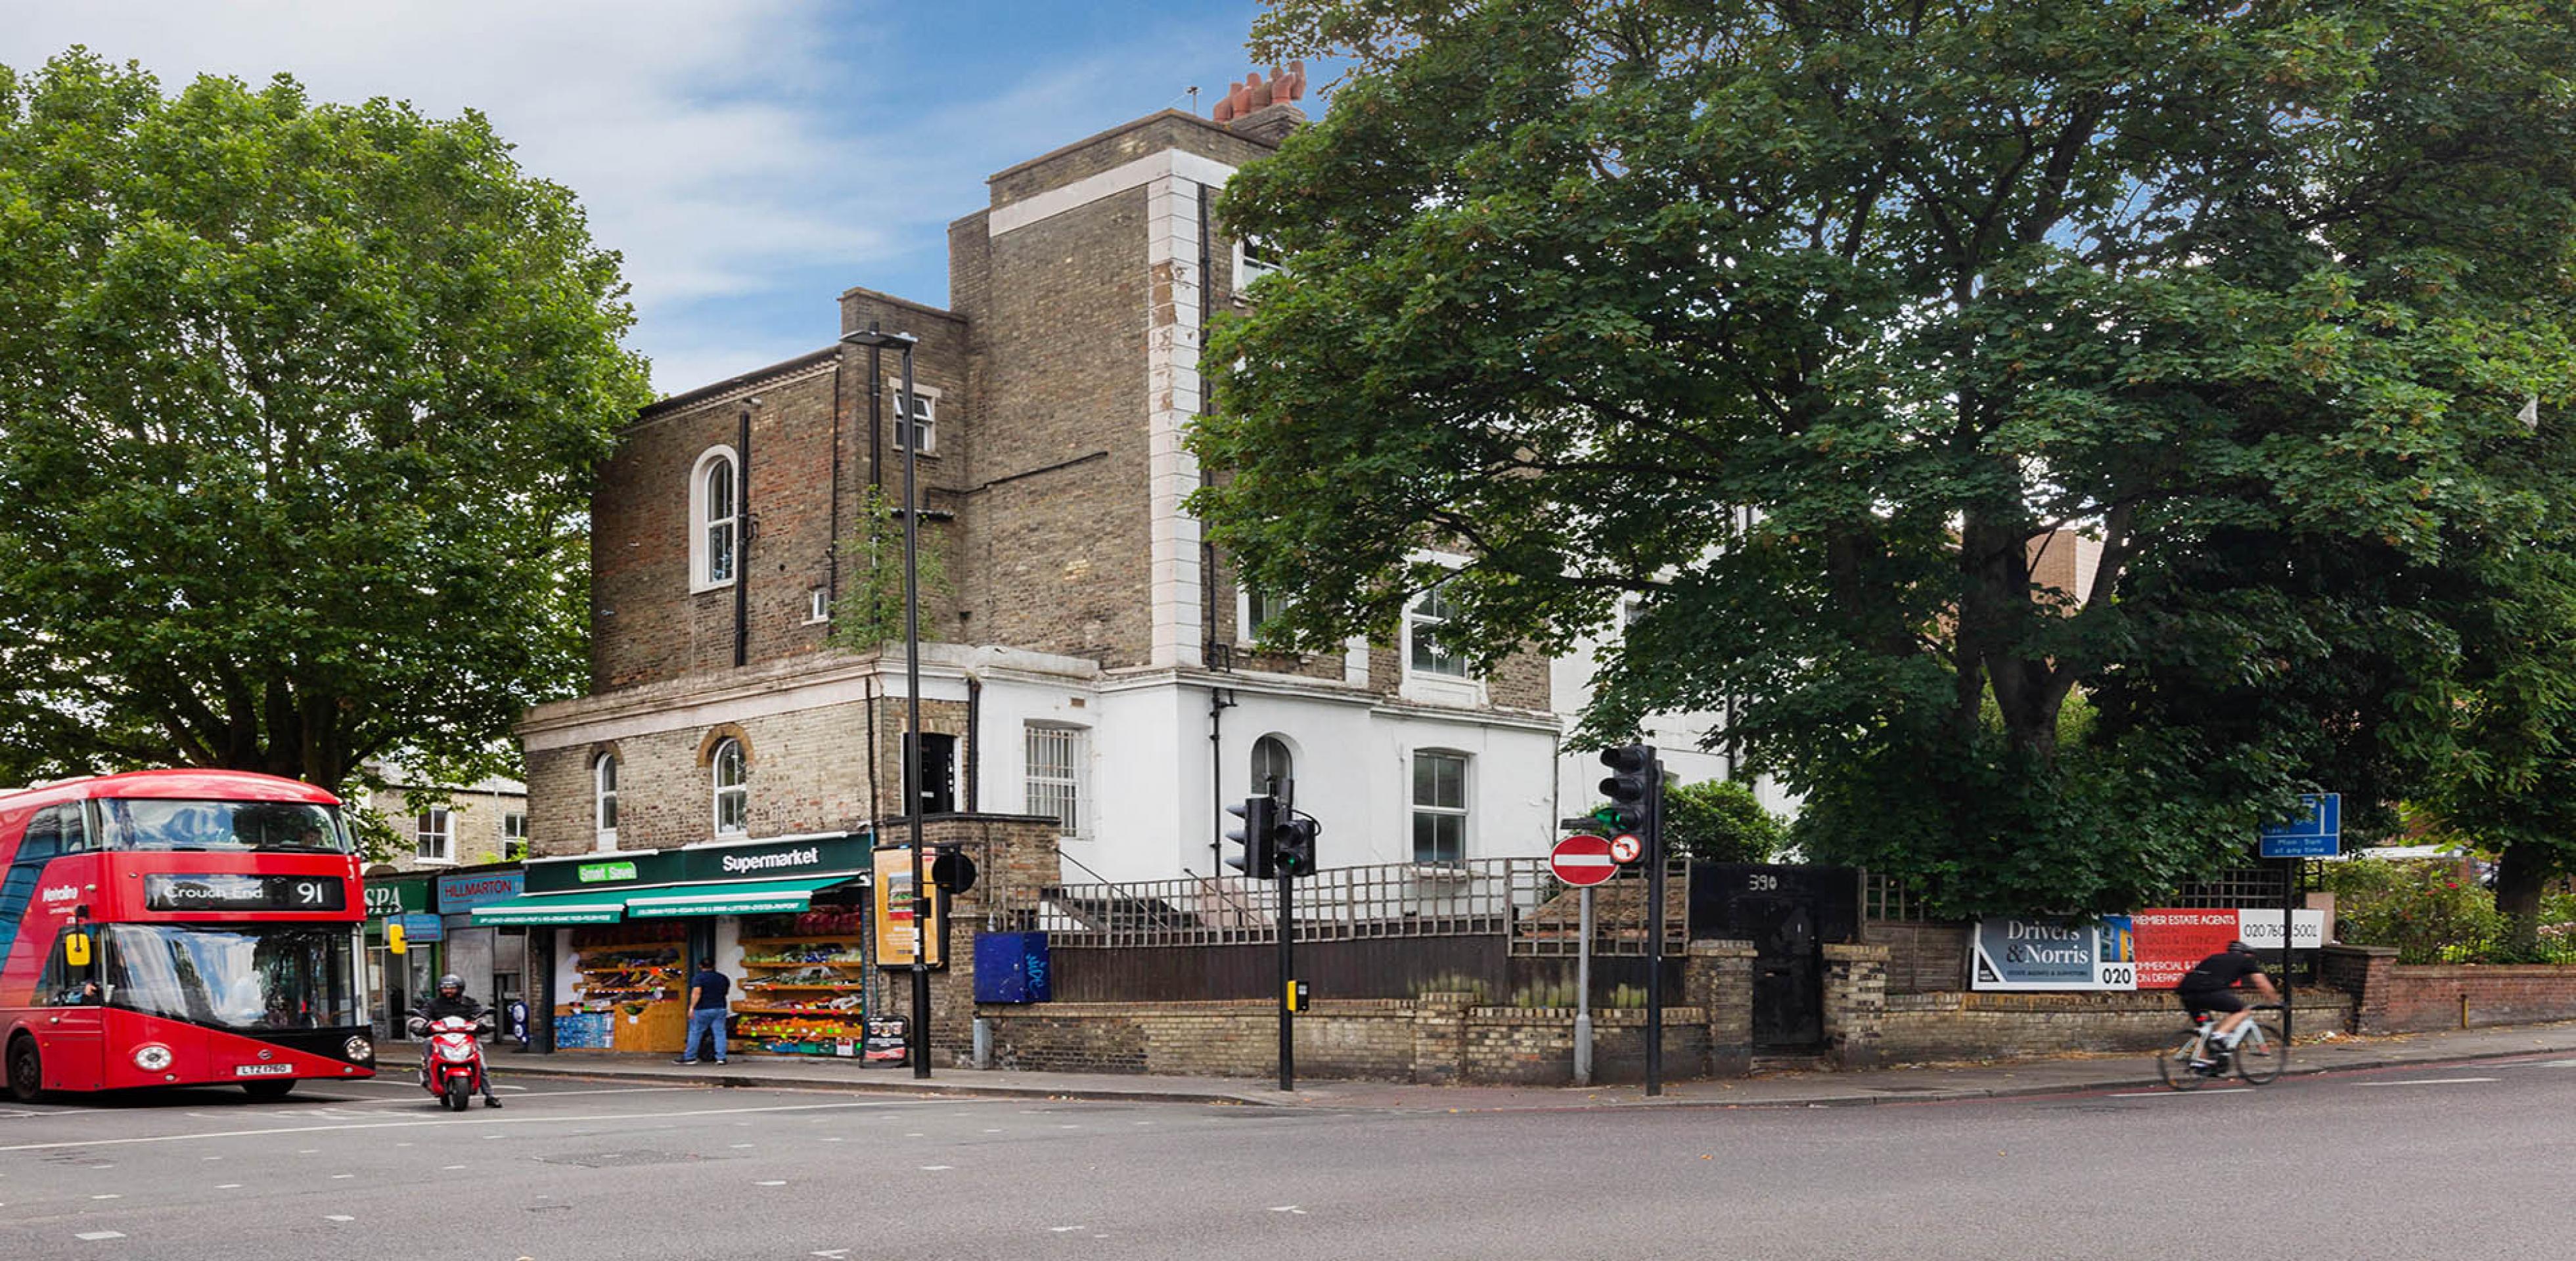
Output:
[1822, 942, 1890, 1069]
[975, 997, 1707, 1084]
[2328, 947, 2576, 1034]
[1873, 990, 2355, 1063]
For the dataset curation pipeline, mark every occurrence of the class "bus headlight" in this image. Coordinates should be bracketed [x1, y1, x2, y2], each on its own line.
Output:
[344, 1036, 373, 1063]
[131, 1044, 174, 1072]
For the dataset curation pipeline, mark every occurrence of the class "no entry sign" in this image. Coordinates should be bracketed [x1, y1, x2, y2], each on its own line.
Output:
[1550, 834, 1618, 887]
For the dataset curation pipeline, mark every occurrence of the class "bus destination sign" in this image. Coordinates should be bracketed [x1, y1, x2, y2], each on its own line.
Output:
[145, 873, 347, 913]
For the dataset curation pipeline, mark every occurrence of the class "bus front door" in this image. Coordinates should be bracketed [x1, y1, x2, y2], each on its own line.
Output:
[35, 930, 104, 1092]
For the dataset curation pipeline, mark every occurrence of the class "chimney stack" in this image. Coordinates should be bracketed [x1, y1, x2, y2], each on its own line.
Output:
[1213, 61, 1307, 142]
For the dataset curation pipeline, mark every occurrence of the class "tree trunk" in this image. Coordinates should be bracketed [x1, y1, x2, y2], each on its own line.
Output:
[2494, 843, 2552, 958]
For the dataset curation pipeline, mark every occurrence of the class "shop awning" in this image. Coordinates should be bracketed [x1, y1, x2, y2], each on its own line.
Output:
[469, 891, 630, 926]
[621, 875, 862, 919]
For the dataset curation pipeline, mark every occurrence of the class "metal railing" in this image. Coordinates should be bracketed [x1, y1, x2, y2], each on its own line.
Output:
[1038, 856, 1688, 956]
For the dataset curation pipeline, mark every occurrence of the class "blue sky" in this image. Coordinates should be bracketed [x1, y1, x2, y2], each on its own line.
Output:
[0, 1, 1317, 393]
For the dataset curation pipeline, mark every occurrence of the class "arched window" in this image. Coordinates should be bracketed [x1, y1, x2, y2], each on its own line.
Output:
[593, 753, 620, 849]
[1252, 735, 1294, 799]
[711, 738, 748, 834]
[690, 447, 740, 590]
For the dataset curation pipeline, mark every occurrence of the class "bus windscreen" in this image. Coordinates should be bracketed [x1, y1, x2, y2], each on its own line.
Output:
[102, 924, 363, 1030]
[99, 799, 349, 854]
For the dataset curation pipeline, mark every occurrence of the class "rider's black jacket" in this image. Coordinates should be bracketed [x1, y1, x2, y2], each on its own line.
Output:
[411, 993, 490, 1023]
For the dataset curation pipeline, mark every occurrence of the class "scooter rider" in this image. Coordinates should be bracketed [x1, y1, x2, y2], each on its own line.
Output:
[409, 974, 502, 1107]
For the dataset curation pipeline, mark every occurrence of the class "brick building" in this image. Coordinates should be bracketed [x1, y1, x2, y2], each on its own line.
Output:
[519, 78, 1575, 883]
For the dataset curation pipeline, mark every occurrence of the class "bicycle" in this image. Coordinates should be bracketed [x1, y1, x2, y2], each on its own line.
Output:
[2155, 1002, 2285, 1090]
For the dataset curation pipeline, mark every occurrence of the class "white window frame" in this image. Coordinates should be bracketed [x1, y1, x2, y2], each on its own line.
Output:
[1238, 581, 1291, 648]
[1251, 734, 1294, 799]
[807, 585, 830, 623]
[414, 807, 454, 865]
[712, 738, 748, 835]
[1233, 235, 1280, 288]
[890, 382, 939, 454]
[503, 811, 528, 861]
[689, 445, 740, 592]
[1400, 575, 1486, 705]
[1410, 750, 1469, 866]
[593, 753, 619, 851]
[1024, 723, 1088, 840]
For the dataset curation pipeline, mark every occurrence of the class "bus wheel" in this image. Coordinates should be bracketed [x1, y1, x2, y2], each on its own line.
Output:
[5, 1035, 42, 1104]
[242, 1078, 296, 1101]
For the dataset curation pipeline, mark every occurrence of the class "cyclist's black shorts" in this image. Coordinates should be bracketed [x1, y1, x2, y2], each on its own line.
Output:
[2178, 988, 2245, 1017]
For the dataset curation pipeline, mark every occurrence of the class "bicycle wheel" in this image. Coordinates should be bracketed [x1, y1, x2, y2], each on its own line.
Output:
[2156, 1030, 2208, 1090]
[2233, 1022, 2286, 1085]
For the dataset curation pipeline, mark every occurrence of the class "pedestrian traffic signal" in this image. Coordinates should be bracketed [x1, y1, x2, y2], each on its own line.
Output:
[1274, 810, 1321, 878]
[1226, 795, 1277, 880]
[1598, 743, 1658, 833]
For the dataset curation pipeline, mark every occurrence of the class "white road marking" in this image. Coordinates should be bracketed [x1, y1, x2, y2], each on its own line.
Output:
[756, 1180, 787, 1186]
[325, 1214, 354, 1222]
[2108, 1089, 2253, 1097]
[0, 1098, 939, 1153]
[92, 1193, 122, 1199]
[813, 1250, 851, 1258]
[217, 1184, 242, 1189]
[821, 1137, 844, 1143]
[75, 1231, 125, 1241]
[1269, 1206, 1307, 1214]
[443, 1165, 468, 1170]
[919, 1164, 953, 1171]
[731, 1143, 756, 1149]
[332, 1173, 355, 1179]
[2357, 1078, 2498, 1087]
[1050, 1226, 1083, 1233]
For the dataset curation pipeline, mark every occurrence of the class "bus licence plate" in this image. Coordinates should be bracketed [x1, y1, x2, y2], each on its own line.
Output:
[233, 1063, 294, 1076]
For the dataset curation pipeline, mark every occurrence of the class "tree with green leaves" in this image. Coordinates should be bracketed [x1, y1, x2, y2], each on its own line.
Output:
[0, 50, 653, 795]
[1658, 778, 1786, 866]
[1194, 1, 2576, 916]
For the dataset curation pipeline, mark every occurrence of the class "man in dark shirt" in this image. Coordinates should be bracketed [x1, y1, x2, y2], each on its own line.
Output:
[677, 956, 732, 1065]
[2175, 940, 2278, 1068]
[409, 975, 502, 1107]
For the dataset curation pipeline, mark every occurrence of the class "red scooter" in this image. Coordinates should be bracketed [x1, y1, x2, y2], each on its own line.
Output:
[407, 1014, 495, 1111]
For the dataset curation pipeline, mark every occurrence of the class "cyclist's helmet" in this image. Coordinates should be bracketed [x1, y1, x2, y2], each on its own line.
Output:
[438, 974, 464, 994]
[2225, 940, 2254, 956]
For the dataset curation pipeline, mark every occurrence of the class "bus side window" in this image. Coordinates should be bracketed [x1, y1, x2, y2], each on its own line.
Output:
[61, 803, 93, 852]
[19, 806, 60, 862]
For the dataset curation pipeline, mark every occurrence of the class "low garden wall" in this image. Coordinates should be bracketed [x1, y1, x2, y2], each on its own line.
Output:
[2326, 944, 2576, 1034]
[1873, 989, 2355, 1065]
[974, 996, 1709, 1085]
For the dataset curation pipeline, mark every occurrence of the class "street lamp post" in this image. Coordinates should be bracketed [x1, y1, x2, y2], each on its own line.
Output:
[840, 326, 931, 1079]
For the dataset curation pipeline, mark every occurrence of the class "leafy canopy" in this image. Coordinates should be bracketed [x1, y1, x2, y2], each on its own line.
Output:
[1194, 1, 2576, 916]
[0, 50, 654, 792]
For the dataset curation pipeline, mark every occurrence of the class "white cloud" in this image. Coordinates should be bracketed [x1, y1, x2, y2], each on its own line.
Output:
[3, 1, 1287, 392]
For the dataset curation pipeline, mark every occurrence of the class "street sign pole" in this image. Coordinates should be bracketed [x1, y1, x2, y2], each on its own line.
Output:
[2281, 858, 2297, 1047]
[1645, 749, 1665, 1099]
[1574, 886, 1594, 1087]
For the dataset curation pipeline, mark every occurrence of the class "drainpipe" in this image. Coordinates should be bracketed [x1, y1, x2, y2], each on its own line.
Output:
[733, 403, 752, 668]
[1208, 686, 1236, 872]
[965, 673, 983, 812]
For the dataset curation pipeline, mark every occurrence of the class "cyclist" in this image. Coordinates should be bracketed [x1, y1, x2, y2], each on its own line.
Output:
[2175, 939, 2278, 1071]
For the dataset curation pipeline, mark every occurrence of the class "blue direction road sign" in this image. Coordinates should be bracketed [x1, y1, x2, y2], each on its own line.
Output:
[2258, 793, 2342, 858]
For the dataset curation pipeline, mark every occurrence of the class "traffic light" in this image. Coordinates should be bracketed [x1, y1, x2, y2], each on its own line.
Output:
[1226, 795, 1277, 879]
[1273, 810, 1321, 878]
[1598, 743, 1658, 860]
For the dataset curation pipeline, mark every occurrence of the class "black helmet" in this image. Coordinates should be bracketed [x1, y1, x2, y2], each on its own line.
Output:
[438, 974, 464, 992]
[2226, 940, 2254, 956]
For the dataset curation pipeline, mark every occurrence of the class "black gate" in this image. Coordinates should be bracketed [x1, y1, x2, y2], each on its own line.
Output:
[1690, 864, 1861, 1051]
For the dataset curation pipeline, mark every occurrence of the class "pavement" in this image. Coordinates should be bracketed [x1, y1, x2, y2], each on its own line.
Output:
[484, 1017, 2576, 1111]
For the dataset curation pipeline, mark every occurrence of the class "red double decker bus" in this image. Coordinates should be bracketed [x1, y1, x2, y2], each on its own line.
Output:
[1, 769, 375, 1101]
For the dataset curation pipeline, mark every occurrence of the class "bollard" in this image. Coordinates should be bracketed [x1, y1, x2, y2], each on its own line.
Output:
[973, 1016, 993, 1069]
